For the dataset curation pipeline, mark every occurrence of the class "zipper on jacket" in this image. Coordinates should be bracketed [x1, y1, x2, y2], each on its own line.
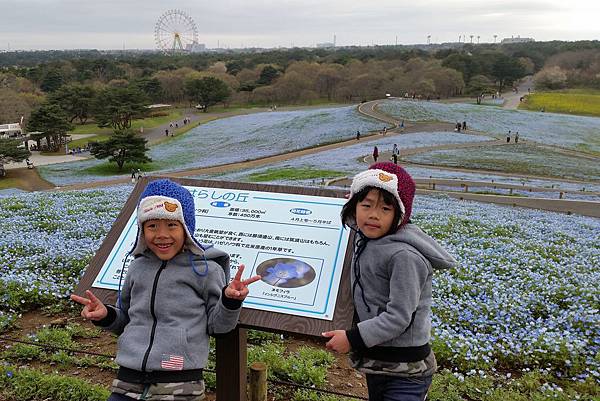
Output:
[141, 260, 167, 372]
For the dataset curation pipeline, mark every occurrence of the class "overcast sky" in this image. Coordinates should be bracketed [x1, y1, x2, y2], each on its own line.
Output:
[1, 0, 599, 51]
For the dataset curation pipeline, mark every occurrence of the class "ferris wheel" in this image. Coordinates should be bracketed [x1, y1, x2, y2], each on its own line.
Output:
[155, 10, 199, 54]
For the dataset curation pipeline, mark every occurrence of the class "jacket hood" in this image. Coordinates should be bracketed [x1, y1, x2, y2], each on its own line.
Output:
[380, 224, 457, 270]
[202, 246, 231, 281]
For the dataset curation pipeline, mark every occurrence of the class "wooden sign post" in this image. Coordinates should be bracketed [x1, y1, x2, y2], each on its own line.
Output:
[74, 177, 354, 401]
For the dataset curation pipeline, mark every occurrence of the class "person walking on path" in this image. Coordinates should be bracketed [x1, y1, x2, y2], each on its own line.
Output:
[515, 132, 519, 143]
[373, 146, 379, 162]
[392, 144, 400, 164]
[322, 163, 457, 401]
[400, 120, 405, 130]
[356, 130, 361, 140]
[462, 121, 467, 131]
[507, 130, 511, 143]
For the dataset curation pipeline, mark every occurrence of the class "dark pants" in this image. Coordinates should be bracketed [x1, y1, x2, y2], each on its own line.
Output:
[107, 394, 137, 401]
[366, 374, 432, 401]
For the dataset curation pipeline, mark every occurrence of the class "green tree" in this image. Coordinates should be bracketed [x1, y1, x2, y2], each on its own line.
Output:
[491, 54, 526, 91]
[40, 69, 64, 93]
[27, 103, 73, 152]
[49, 84, 96, 124]
[256, 65, 279, 85]
[93, 86, 148, 130]
[89, 129, 151, 171]
[442, 53, 481, 82]
[185, 77, 231, 112]
[466, 74, 495, 95]
[226, 60, 244, 75]
[0, 138, 31, 175]
[132, 77, 163, 103]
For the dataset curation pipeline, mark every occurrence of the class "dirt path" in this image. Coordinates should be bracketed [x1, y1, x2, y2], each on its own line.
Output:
[4, 167, 55, 191]
[502, 76, 534, 110]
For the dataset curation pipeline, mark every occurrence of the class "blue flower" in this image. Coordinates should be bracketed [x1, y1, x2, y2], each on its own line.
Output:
[263, 263, 301, 286]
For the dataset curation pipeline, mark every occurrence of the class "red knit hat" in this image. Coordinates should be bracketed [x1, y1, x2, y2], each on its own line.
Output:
[369, 162, 415, 226]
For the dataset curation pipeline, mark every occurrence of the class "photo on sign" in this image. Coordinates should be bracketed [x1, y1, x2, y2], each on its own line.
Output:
[256, 257, 317, 288]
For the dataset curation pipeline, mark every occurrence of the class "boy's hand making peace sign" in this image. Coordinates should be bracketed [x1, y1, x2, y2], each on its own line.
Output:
[70, 290, 108, 321]
[225, 264, 261, 300]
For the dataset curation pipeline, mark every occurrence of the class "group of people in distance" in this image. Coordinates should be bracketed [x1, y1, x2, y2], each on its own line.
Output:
[73, 161, 455, 401]
[455, 121, 467, 132]
[506, 130, 520, 143]
[372, 144, 401, 165]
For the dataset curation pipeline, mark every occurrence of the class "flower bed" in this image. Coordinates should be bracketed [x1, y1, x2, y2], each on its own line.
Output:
[216, 132, 493, 185]
[0, 187, 597, 384]
[38, 106, 381, 186]
[379, 99, 600, 153]
[404, 143, 600, 181]
[0, 186, 131, 330]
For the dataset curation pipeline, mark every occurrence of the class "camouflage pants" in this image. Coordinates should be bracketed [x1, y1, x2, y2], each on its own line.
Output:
[350, 350, 437, 378]
[110, 379, 205, 401]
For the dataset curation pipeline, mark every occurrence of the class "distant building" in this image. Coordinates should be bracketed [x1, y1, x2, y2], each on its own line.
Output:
[186, 42, 206, 53]
[0, 122, 23, 139]
[501, 36, 535, 44]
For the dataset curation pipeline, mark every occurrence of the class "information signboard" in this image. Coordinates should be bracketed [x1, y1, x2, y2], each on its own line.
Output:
[92, 185, 350, 321]
[75, 177, 354, 336]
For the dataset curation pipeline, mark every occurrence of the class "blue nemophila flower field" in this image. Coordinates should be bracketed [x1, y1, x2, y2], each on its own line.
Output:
[0, 186, 131, 330]
[404, 143, 600, 181]
[38, 106, 382, 186]
[0, 187, 598, 383]
[214, 132, 600, 195]
[413, 196, 599, 381]
[216, 132, 493, 184]
[379, 99, 600, 153]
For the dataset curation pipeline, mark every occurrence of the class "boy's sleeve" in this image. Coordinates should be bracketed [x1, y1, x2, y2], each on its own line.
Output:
[356, 249, 429, 348]
[204, 262, 242, 335]
[93, 267, 132, 335]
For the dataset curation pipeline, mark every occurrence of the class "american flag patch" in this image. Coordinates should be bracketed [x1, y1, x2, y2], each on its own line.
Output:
[161, 354, 184, 370]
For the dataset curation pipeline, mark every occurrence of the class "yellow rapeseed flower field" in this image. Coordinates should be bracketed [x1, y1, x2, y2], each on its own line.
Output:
[519, 90, 600, 117]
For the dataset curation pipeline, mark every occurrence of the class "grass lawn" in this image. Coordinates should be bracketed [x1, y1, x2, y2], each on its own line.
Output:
[0, 177, 18, 190]
[82, 161, 160, 176]
[68, 134, 112, 148]
[68, 110, 184, 139]
[519, 89, 600, 117]
[248, 167, 345, 182]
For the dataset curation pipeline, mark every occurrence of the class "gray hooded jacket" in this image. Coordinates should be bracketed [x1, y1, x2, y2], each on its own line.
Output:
[349, 223, 456, 353]
[97, 247, 240, 374]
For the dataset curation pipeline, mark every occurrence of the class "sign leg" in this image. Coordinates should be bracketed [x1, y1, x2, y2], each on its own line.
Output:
[216, 327, 247, 401]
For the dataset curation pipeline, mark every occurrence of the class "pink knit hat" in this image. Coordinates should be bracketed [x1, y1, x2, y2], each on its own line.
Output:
[350, 162, 415, 226]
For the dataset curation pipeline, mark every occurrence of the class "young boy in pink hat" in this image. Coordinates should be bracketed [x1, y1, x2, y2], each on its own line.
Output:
[323, 162, 456, 401]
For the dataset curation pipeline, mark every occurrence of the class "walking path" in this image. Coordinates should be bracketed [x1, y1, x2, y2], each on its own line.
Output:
[502, 76, 534, 110]
[4, 152, 88, 170]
